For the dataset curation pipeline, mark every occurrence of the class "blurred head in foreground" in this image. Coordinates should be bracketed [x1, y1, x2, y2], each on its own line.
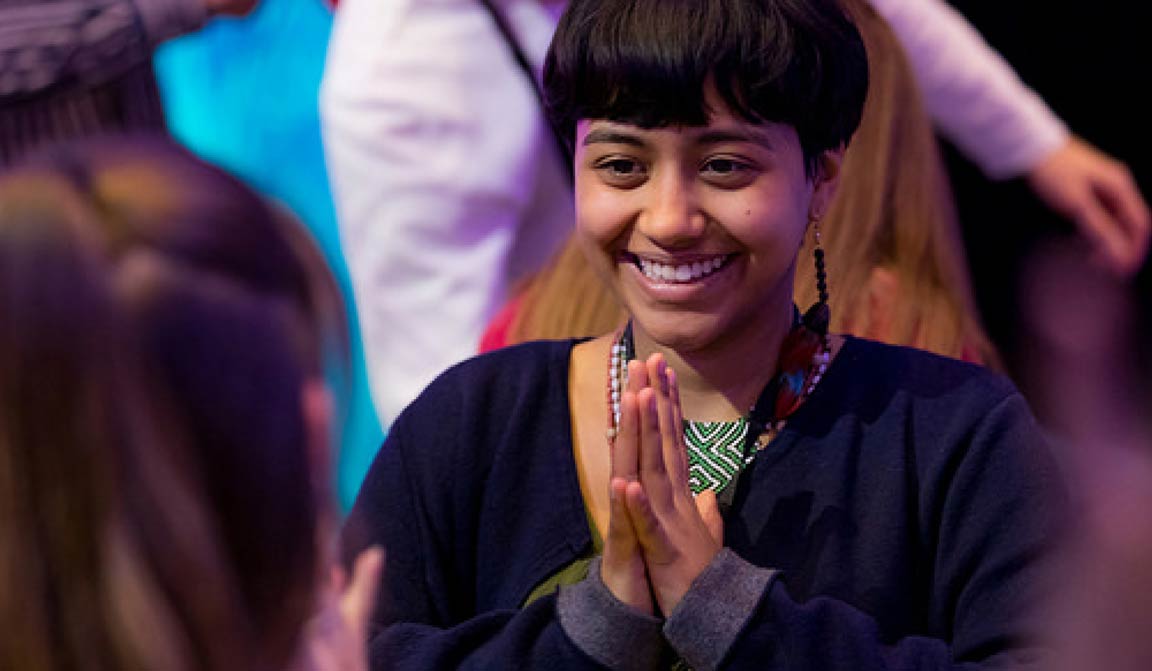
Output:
[0, 136, 347, 671]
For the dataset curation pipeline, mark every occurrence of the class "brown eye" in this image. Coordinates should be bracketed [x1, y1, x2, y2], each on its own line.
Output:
[704, 159, 740, 174]
[701, 157, 757, 187]
[594, 158, 648, 187]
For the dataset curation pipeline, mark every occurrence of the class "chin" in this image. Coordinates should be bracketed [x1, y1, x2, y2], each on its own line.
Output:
[631, 309, 732, 355]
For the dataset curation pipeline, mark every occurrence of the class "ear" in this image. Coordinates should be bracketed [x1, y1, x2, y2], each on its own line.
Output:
[808, 146, 846, 221]
[301, 379, 335, 502]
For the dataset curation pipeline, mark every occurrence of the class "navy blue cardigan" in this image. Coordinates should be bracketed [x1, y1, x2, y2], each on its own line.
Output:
[343, 337, 1064, 669]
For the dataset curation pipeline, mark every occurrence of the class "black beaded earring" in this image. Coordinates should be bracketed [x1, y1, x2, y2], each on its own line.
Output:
[803, 217, 831, 339]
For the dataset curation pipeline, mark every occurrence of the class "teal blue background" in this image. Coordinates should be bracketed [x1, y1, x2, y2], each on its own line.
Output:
[154, 0, 382, 511]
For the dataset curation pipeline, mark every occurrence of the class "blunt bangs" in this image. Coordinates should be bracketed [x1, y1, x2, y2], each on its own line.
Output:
[543, 0, 869, 173]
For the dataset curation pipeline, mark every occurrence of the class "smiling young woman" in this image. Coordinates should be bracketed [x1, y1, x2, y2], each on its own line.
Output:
[342, 1, 1066, 669]
[572, 109, 840, 410]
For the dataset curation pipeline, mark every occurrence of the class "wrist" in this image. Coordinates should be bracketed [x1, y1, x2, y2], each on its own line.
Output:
[560, 558, 664, 671]
[600, 556, 653, 615]
[661, 546, 722, 614]
[663, 550, 778, 670]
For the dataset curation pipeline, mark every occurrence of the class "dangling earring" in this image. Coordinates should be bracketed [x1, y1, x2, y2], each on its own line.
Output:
[803, 216, 830, 338]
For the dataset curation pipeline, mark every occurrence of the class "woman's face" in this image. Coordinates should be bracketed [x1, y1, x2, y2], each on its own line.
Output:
[574, 98, 841, 353]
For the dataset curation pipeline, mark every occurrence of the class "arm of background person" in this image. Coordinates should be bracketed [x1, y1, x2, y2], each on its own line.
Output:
[320, 0, 569, 425]
[870, 0, 1150, 274]
[0, 0, 253, 101]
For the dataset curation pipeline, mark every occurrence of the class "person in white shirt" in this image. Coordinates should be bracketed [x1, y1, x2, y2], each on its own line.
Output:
[320, 0, 1149, 426]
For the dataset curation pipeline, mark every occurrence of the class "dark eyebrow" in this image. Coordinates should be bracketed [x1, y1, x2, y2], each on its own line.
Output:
[581, 129, 646, 147]
[695, 128, 775, 148]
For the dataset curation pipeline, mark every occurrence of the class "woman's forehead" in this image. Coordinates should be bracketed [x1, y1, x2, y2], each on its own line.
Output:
[576, 116, 797, 151]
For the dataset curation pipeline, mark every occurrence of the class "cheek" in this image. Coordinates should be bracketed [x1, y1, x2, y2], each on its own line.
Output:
[575, 179, 629, 247]
[573, 208, 625, 293]
[721, 188, 809, 252]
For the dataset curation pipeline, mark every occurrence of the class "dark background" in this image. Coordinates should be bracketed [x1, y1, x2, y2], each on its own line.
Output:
[941, 1, 1150, 399]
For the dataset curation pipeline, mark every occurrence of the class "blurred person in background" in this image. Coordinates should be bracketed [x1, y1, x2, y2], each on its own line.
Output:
[150, 0, 386, 507]
[1023, 245, 1152, 671]
[0, 136, 379, 671]
[937, 0, 1150, 393]
[0, 0, 258, 168]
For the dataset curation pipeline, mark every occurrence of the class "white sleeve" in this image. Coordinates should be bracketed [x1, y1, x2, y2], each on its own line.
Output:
[320, 0, 571, 425]
[868, 0, 1069, 179]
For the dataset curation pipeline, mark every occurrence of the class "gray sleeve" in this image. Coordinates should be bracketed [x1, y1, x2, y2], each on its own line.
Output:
[557, 557, 666, 671]
[663, 548, 778, 671]
[0, 0, 205, 100]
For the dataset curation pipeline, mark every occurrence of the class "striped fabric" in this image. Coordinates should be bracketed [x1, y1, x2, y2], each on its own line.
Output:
[684, 419, 751, 495]
[0, 61, 165, 167]
[0, 0, 205, 168]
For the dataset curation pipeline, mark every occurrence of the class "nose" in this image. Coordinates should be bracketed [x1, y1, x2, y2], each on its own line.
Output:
[636, 169, 707, 248]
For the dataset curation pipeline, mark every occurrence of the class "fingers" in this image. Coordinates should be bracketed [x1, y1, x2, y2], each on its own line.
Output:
[612, 390, 640, 482]
[342, 546, 385, 627]
[303, 548, 383, 671]
[605, 478, 640, 555]
[624, 480, 674, 564]
[1094, 166, 1151, 272]
[1035, 139, 1151, 276]
[638, 385, 678, 514]
[601, 477, 652, 613]
[610, 359, 649, 483]
[1076, 198, 1132, 275]
[625, 479, 724, 616]
[603, 480, 632, 572]
[626, 358, 648, 394]
[1054, 170, 1131, 274]
[648, 355, 688, 491]
[648, 356, 677, 453]
[666, 366, 690, 492]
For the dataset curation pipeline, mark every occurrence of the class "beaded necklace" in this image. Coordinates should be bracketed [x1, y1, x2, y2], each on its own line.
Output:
[606, 308, 831, 495]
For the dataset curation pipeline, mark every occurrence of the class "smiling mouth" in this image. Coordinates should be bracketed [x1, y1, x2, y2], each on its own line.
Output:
[623, 252, 734, 283]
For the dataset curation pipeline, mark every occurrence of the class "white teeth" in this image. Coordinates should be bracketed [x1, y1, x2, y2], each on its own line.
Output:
[636, 255, 728, 283]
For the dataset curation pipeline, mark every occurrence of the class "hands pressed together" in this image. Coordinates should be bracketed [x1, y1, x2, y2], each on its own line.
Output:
[601, 354, 725, 617]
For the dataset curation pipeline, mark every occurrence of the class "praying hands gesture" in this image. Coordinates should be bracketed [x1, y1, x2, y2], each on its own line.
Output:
[601, 354, 725, 617]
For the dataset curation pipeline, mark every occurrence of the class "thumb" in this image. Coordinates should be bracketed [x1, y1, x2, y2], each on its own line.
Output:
[1093, 174, 1151, 273]
[341, 546, 385, 627]
[695, 489, 724, 544]
[1074, 195, 1132, 276]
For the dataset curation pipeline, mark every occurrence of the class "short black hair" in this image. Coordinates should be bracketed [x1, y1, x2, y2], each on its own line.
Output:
[543, 0, 869, 176]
